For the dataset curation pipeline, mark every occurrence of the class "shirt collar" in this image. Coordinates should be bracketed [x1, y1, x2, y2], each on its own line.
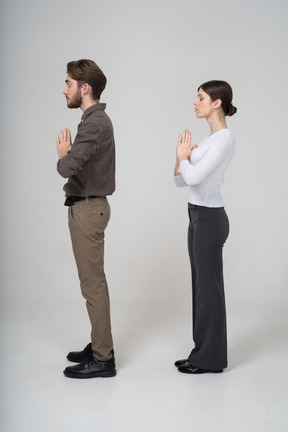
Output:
[81, 103, 106, 121]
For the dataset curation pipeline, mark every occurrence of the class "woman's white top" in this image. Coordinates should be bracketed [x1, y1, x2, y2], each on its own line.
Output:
[174, 128, 235, 207]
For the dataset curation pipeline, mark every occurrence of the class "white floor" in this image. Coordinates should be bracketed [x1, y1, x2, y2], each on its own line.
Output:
[0, 296, 287, 432]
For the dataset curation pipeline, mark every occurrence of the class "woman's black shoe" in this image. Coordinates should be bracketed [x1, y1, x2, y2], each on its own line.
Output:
[178, 363, 223, 374]
[174, 358, 189, 367]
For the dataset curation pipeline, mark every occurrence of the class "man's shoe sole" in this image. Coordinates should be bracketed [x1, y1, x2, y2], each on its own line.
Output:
[63, 369, 116, 379]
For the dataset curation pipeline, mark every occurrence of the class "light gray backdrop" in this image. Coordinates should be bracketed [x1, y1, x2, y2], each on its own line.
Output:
[0, 0, 287, 339]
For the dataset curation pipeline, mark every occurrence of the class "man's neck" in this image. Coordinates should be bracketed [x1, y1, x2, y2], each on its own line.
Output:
[80, 99, 99, 113]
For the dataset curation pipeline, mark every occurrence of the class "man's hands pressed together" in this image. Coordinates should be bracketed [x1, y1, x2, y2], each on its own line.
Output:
[57, 128, 72, 158]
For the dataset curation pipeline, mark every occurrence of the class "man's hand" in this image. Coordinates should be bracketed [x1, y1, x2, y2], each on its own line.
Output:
[56, 128, 72, 158]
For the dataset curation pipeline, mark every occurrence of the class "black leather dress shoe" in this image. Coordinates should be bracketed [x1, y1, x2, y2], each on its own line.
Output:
[174, 358, 189, 367]
[67, 343, 115, 363]
[178, 363, 223, 374]
[67, 343, 93, 363]
[64, 354, 116, 379]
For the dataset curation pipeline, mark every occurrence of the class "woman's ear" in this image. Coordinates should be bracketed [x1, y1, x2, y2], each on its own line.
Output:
[214, 99, 222, 109]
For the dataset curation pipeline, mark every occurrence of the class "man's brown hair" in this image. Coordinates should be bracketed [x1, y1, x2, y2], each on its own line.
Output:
[67, 59, 107, 100]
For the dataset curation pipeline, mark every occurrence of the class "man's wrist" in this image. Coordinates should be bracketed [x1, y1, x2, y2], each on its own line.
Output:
[58, 150, 70, 159]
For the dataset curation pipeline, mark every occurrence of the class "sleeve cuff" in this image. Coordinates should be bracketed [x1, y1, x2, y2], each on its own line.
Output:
[178, 159, 190, 175]
[174, 174, 187, 188]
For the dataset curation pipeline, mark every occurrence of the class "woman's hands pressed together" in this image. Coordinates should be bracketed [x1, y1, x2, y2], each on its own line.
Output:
[177, 130, 191, 162]
[174, 130, 197, 176]
[176, 130, 198, 163]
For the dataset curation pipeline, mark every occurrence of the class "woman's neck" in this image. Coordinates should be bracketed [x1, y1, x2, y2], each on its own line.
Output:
[207, 115, 227, 136]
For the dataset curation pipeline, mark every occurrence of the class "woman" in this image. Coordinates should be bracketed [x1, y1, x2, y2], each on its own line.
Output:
[174, 80, 237, 374]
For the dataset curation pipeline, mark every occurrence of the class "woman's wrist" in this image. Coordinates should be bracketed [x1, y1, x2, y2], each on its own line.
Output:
[178, 156, 189, 163]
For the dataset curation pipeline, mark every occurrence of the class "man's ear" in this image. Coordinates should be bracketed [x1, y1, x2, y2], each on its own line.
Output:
[81, 83, 91, 96]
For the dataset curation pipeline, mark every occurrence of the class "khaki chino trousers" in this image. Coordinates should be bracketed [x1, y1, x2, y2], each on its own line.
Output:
[68, 197, 113, 361]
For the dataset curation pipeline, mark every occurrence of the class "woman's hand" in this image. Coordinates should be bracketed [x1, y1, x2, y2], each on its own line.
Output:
[176, 130, 197, 163]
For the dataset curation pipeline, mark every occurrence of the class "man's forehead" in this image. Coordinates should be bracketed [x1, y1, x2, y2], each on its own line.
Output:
[65, 74, 75, 83]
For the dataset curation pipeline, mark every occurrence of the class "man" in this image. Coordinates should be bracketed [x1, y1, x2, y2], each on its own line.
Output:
[56, 59, 116, 379]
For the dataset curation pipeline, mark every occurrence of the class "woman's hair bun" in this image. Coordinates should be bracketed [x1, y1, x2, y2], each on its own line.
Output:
[228, 104, 237, 117]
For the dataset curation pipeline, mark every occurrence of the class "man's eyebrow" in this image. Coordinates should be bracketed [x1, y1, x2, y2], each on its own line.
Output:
[65, 79, 70, 84]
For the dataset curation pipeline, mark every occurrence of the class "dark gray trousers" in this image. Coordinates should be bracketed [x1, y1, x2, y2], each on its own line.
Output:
[187, 204, 229, 370]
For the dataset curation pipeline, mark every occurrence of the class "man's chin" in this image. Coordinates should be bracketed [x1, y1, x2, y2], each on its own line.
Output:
[67, 102, 79, 109]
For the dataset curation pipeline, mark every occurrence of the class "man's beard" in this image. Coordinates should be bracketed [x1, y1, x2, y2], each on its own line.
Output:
[67, 88, 82, 109]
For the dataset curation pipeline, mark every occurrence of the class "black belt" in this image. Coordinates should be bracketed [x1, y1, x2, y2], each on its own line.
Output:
[64, 196, 100, 206]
